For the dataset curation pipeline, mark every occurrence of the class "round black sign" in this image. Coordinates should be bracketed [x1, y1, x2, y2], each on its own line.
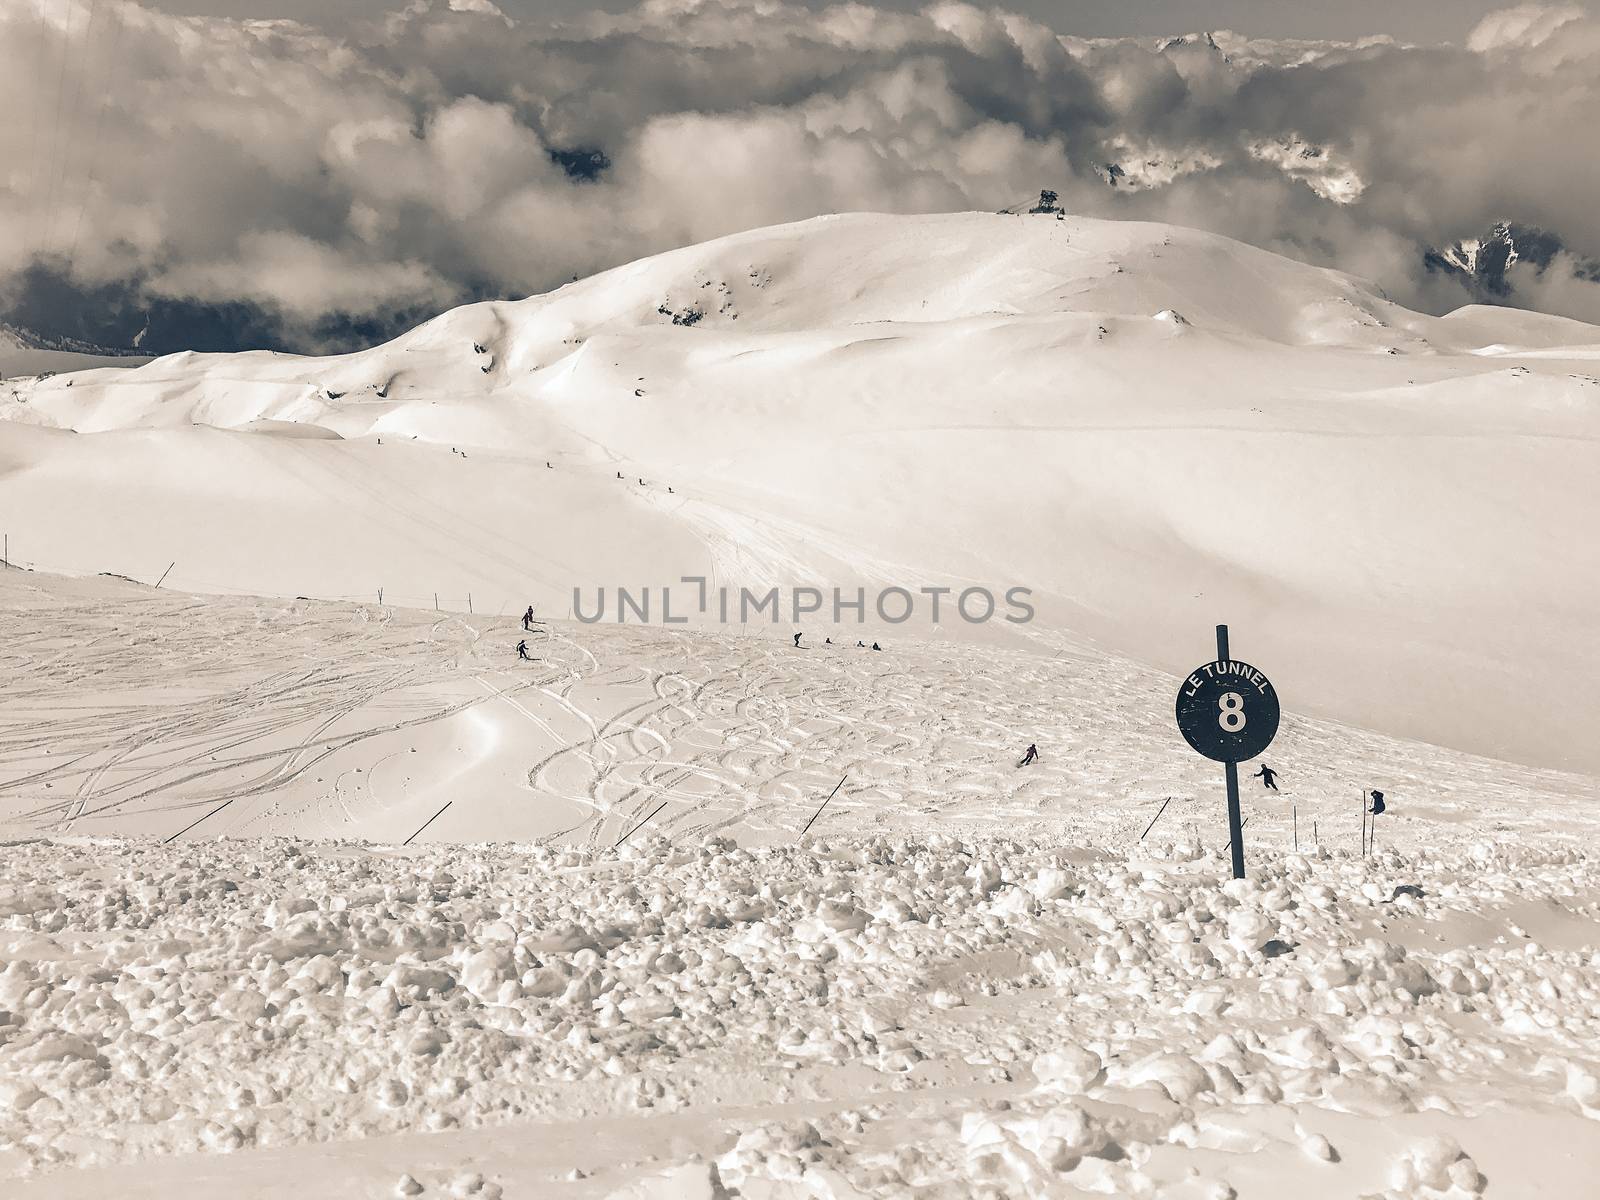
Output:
[1175, 659, 1280, 763]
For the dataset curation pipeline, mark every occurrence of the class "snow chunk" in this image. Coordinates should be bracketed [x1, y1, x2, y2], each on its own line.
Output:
[1032, 1045, 1105, 1094]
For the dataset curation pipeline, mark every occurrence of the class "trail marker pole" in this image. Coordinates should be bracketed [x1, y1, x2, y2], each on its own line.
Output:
[468, 593, 473, 614]
[1175, 624, 1280, 881]
[800, 775, 848, 838]
[1293, 800, 1298, 852]
[1361, 790, 1368, 856]
[434, 593, 439, 610]
[1224, 759, 1244, 878]
[1139, 796, 1174, 842]
[155, 562, 175, 589]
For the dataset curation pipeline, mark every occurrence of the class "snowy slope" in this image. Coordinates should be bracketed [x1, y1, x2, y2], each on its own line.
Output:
[3, 570, 1592, 849]
[2, 573, 1599, 1199]
[3, 212, 1598, 773]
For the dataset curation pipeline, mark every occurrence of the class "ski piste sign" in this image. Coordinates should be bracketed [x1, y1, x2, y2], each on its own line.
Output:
[1175, 656, 1280, 763]
[1175, 625, 1279, 880]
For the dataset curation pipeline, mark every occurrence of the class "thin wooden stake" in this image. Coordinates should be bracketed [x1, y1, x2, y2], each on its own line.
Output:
[800, 775, 848, 838]
[164, 796, 238, 843]
[155, 562, 175, 588]
[1223, 816, 1251, 855]
[1139, 796, 1174, 842]
[615, 801, 668, 848]
[403, 801, 453, 846]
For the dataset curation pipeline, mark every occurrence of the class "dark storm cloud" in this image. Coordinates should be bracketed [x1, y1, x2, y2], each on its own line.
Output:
[3, 0, 1599, 353]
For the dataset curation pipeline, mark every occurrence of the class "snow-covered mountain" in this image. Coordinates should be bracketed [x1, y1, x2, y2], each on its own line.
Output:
[4, 211, 1598, 773]
[0, 321, 150, 379]
[1425, 220, 1600, 299]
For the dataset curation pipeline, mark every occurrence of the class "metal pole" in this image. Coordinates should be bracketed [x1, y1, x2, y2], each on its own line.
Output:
[1216, 624, 1245, 879]
[155, 562, 175, 589]
[1293, 800, 1298, 852]
[1361, 789, 1367, 856]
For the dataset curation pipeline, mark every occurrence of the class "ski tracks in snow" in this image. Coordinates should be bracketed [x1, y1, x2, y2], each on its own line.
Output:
[1, 573, 1595, 849]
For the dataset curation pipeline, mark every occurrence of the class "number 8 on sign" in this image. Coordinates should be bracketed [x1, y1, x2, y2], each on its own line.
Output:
[1176, 662, 1279, 762]
[1218, 692, 1246, 731]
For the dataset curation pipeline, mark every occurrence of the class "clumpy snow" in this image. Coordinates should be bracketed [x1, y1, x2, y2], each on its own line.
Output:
[1, 825, 1597, 1196]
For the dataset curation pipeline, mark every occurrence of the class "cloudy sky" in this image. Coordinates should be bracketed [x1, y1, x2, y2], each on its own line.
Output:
[3, 0, 1599, 353]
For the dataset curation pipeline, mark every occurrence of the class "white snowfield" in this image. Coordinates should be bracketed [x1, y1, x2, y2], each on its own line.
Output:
[2, 212, 1598, 773]
[2, 211, 1599, 1195]
[1, 571, 1598, 1197]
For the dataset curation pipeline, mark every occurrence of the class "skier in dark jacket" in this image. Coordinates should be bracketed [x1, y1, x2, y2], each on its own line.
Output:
[522, 605, 535, 631]
[1253, 764, 1279, 792]
[1369, 789, 1386, 815]
[1019, 743, 1039, 767]
[516, 639, 531, 661]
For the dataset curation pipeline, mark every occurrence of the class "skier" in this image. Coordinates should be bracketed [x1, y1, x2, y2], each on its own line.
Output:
[1253, 764, 1279, 792]
[856, 641, 866, 648]
[793, 632, 803, 648]
[1019, 743, 1039, 767]
[1369, 789, 1386, 815]
[871, 642, 881, 651]
[522, 605, 535, 631]
[516, 639, 531, 661]
[825, 637, 832, 645]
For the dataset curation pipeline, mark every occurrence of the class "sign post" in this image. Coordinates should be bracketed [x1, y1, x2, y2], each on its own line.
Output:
[1175, 625, 1280, 880]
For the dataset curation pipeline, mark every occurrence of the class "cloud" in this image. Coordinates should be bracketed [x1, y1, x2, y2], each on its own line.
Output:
[2, 0, 1600, 353]
[1465, 3, 1583, 51]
